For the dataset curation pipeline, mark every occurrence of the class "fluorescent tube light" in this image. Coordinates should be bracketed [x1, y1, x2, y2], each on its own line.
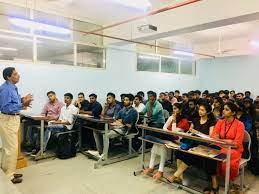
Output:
[9, 17, 71, 35]
[0, 47, 17, 51]
[173, 50, 194, 57]
[111, 0, 151, 10]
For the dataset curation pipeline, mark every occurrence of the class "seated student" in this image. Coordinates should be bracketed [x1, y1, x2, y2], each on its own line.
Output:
[159, 92, 173, 114]
[40, 93, 78, 154]
[202, 90, 209, 99]
[193, 90, 202, 104]
[229, 90, 235, 100]
[142, 103, 189, 180]
[185, 99, 199, 122]
[89, 93, 122, 157]
[181, 93, 189, 115]
[100, 94, 138, 157]
[137, 91, 146, 104]
[82, 93, 102, 118]
[174, 90, 182, 102]
[222, 95, 229, 104]
[167, 102, 216, 186]
[133, 95, 145, 113]
[208, 102, 245, 194]
[169, 91, 178, 105]
[218, 90, 225, 98]
[74, 92, 90, 113]
[245, 91, 252, 100]
[101, 92, 121, 118]
[143, 91, 165, 128]
[213, 97, 224, 120]
[236, 92, 244, 102]
[236, 105, 253, 132]
[23, 91, 63, 150]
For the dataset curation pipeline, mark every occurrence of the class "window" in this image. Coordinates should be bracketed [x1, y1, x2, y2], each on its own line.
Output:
[137, 54, 160, 72]
[37, 38, 74, 66]
[180, 60, 193, 75]
[77, 44, 105, 68]
[161, 57, 178, 73]
[0, 31, 33, 61]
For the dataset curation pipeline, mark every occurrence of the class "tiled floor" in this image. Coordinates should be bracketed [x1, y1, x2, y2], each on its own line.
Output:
[13, 153, 259, 194]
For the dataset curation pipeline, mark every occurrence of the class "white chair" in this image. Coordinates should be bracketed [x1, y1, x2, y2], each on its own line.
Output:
[239, 130, 251, 192]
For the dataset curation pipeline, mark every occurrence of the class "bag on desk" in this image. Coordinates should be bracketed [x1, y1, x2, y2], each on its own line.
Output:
[56, 133, 76, 159]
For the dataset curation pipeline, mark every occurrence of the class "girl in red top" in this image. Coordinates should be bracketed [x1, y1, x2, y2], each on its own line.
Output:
[142, 103, 189, 180]
[209, 102, 245, 193]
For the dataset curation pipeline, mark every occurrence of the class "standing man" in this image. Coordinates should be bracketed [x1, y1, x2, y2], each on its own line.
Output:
[0, 67, 33, 184]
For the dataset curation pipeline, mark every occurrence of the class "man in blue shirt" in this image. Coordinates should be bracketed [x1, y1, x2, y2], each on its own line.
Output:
[0, 67, 33, 184]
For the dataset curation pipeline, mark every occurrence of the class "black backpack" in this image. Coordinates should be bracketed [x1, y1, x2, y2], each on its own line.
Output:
[56, 133, 77, 159]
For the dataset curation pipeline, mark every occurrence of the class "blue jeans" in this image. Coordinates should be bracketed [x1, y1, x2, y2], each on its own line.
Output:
[44, 125, 67, 151]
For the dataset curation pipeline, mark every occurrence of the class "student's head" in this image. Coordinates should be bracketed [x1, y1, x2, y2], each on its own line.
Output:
[159, 92, 166, 101]
[236, 93, 244, 101]
[223, 102, 238, 119]
[230, 90, 235, 97]
[188, 91, 194, 100]
[64, 93, 73, 105]
[224, 90, 230, 96]
[148, 91, 157, 103]
[193, 90, 201, 99]
[255, 96, 259, 109]
[47, 91, 56, 102]
[198, 102, 212, 118]
[168, 91, 174, 99]
[222, 95, 229, 104]
[202, 90, 209, 98]
[107, 92, 116, 105]
[3, 67, 20, 84]
[137, 91, 145, 98]
[245, 91, 251, 98]
[218, 90, 225, 98]
[175, 90, 180, 97]
[243, 98, 253, 109]
[89, 93, 97, 104]
[78, 92, 85, 103]
[182, 93, 189, 102]
[134, 95, 143, 106]
[120, 94, 126, 102]
[173, 103, 182, 115]
[124, 94, 134, 107]
[164, 92, 169, 101]
[188, 99, 196, 110]
[213, 97, 223, 108]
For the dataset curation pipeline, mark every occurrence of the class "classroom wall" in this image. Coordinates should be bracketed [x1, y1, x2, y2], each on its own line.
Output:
[0, 44, 200, 113]
[197, 55, 259, 98]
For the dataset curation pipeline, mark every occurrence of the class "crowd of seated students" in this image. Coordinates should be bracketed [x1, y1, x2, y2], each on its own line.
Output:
[21, 89, 259, 192]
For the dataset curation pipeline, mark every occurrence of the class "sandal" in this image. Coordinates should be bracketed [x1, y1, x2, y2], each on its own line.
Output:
[166, 175, 182, 184]
[211, 186, 219, 194]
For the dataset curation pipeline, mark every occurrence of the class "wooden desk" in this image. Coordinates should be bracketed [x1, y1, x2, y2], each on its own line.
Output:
[76, 114, 138, 168]
[136, 125, 237, 194]
[20, 113, 49, 160]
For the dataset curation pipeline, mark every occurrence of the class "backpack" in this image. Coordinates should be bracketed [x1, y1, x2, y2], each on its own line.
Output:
[56, 133, 77, 159]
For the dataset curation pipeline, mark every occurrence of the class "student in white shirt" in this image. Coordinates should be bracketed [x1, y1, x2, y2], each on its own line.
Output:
[133, 95, 145, 113]
[41, 93, 78, 153]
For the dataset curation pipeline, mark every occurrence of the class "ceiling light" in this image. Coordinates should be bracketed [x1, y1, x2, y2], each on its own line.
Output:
[0, 47, 17, 51]
[9, 17, 71, 35]
[173, 50, 194, 57]
[250, 40, 259, 48]
[0, 34, 41, 43]
[110, 0, 151, 10]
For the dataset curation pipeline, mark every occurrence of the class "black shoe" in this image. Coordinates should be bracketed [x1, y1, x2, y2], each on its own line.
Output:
[11, 177, 22, 184]
[14, 173, 23, 178]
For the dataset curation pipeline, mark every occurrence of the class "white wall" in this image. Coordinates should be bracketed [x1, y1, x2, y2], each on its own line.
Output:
[197, 55, 259, 98]
[0, 44, 200, 113]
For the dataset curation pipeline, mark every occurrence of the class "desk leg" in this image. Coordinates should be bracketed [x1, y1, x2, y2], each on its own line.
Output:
[40, 120, 44, 156]
[225, 146, 231, 194]
[103, 123, 109, 161]
[78, 120, 82, 152]
[141, 128, 146, 169]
